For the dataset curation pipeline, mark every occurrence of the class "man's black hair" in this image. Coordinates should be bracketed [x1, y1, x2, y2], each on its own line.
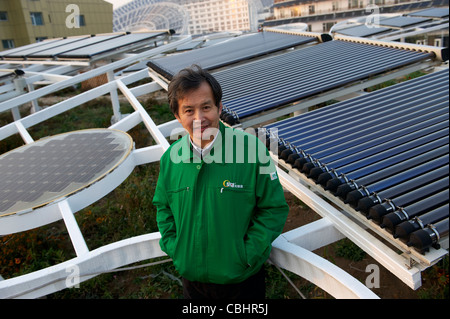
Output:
[168, 65, 222, 116]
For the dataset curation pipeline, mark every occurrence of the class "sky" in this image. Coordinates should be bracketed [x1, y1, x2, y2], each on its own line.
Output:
[104, 0, 134, 9]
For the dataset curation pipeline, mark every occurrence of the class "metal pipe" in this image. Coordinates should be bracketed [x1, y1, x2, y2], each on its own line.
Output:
[394, 204, 449, 241]
[343, 144, 448, 207]
[380, 189, 449, 232]
[333, 34, 449, 61]
[365, 173, 449, 220]
[267, 69, 446, 134]
[306, 132, 448, 181]
[293, 113, 448, 174]
[334, 152, 448, 200]
[407, 217, 449, 254]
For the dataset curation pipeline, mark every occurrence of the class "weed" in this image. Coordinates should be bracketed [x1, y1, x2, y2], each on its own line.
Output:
[335, 238, 366, 262]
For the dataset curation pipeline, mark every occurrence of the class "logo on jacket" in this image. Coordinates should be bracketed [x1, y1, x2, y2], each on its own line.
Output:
[223, 180, 244, 189]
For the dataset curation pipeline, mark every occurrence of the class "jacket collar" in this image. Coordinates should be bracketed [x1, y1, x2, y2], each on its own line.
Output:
[179, 121, 227, 165]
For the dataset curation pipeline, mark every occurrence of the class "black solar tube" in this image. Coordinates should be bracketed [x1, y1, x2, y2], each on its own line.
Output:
[282, 97, 447, 165]
[151, 32, 318, 79]
[218, 41, 338, 91]
[293, 115, 448, 172]
[276, 81, 447, 145]
[219, 42, 433, 117]
[265, 70, 447, 133]
[309, 135, 447, 180]
[335, 144, 448, 201]
[324, 151, 448, 198]
[343, 148, 449, 206]
[289, 107, 448, 172]
[360, 176, 449, 216]
[225, 61, 436, 119]
[394, 204, 449, 241]
[334, 153, 448, 199]
[225, 51, 432, 119]
[305, 130, 448, 180]
[407, 217, 449, 254]
[380, 189, 449, 232]
[269, 70, 447, 133]
[352, 144, 447, 185]
[283, 100, 447, 158]
[314, 125, 448, 184]
[219, 41, 431, 100]
[219, 40, 436, 95]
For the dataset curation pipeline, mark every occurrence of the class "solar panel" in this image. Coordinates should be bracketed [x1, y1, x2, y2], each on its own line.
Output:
[0, 38, 61, 59]
[0, 129, 132, 217]
[1, 37, 89, 60]
[217, 39, 434, 124]
[378, 16, 432, 28]
[27, 34, 123, 59]
[408, 7, 449, 18]
[147, 30, 320, 80]
[57, 32, 167, 59]
[264, 70, 449, 254]
[333, 24, 392, 37]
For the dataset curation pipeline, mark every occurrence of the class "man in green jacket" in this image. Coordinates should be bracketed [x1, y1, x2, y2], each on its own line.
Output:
[153, 65, 289, 299]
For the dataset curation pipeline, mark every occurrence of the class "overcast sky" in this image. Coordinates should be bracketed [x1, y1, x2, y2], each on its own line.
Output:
[104, 0, 133, 9]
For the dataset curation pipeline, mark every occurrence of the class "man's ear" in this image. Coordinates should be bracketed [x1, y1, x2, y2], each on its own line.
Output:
[218, 102, 223, 114]
[174, 113, 181, 123]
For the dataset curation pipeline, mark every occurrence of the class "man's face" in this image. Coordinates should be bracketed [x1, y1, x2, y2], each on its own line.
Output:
[175, 81, 222, 149]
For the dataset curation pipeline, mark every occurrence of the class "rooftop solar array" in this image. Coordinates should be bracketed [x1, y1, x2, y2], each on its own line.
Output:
[333, 7, 448, 38]
[0, 32, 167, 61]
[216, 39, 434, 125]
[57, 32, 167, 59]
[408, 7, 449, 18]
[0, 129, 132, 217]
[264, 70, 449, 254]
[27, 34, 123, 59]
[0, 37, 89, 60]
[332, 24, 392, 37]
[147, 30, 321, 80]
[378, 16, 432, 28]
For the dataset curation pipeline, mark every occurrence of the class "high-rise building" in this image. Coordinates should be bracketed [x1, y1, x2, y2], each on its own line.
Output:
[0, 0, 113, 51]
[179, 0, 252, 34]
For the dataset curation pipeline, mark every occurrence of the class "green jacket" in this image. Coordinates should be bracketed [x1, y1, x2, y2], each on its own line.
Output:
[153, 122, 289, 284]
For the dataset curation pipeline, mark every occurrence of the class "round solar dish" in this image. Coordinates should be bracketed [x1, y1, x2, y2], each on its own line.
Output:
[0, 129, 133, 217]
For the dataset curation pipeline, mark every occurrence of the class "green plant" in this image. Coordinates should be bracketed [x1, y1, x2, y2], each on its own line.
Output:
[335, 238, 366, 262]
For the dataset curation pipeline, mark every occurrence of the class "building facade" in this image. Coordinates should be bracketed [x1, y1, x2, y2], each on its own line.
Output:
[113, 0, 261, 36]
[0, 0, 113, 51]
[272, 0, 390, 20]
[179, 0, 252, 34]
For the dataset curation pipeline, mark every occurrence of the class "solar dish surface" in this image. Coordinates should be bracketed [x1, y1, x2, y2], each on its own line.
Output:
[0, 129, 132, 217]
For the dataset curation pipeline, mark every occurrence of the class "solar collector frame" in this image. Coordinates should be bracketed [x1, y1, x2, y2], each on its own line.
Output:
[265, 69, 449, 255]
[216, 39, 435, 125]
[56, 32, 168, 60]
[26, 34, 124, 59]
[146, 30, 322, 80]
[0, 37, 90, 60]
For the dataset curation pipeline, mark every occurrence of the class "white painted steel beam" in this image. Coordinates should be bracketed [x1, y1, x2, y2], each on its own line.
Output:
[271, 235, 379, 299]
[0, 232, 165, 299]
[116, 79, 170, 150]
[59, 200, 89, 256]
[275, 166, 423, 290]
